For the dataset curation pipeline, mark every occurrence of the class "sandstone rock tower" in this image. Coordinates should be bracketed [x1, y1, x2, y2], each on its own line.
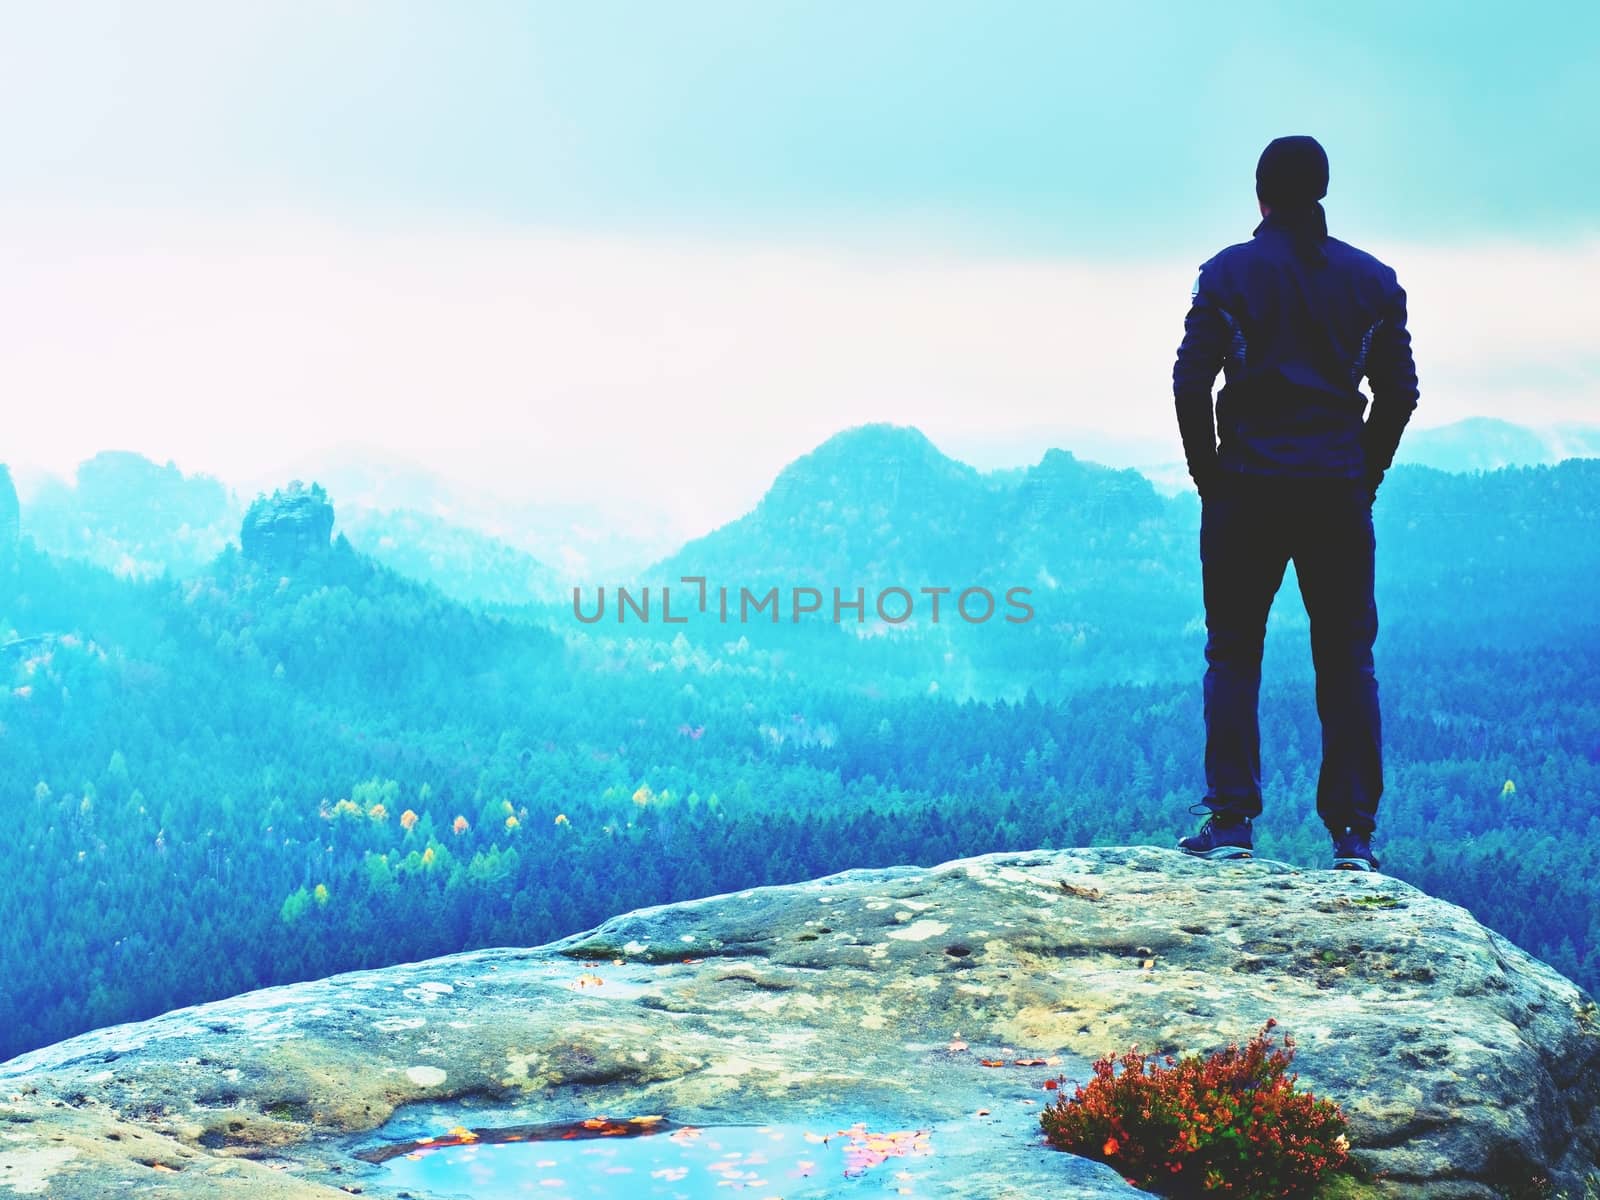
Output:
[239, 480, 334, 568]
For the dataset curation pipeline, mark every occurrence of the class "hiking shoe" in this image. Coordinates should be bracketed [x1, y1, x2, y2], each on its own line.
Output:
[1179, 811, 1254, 860]
[1332, 827, 1380, 872]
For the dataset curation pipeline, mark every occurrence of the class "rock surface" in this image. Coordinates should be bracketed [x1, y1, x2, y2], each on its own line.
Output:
[240, 481, 335, 568]
[2, 847, 1597, 1199]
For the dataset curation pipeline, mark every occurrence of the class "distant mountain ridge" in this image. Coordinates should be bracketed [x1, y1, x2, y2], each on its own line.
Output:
[15, 417, 1599, 603]
[21, 451, 236, 577]
[1394, 416, 1600, 473]
[654, 424, 1169, 590]
[16, 451, 564, 605]
[658, 418, 1600, 589]
[336, 506, 562, 606]
[243, 446, 680, 577]
[0, 463, 18, 575]
[1112, 417, 1600, 496]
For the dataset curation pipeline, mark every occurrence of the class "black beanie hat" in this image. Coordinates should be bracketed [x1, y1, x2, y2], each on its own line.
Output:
[1256, 135, 1329, 207]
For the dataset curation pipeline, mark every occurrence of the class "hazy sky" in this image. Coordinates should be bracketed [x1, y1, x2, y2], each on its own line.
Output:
[3, 1, 1597, 536]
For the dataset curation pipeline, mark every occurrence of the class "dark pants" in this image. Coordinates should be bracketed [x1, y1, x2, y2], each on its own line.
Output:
[1200, 473, 1382, 835]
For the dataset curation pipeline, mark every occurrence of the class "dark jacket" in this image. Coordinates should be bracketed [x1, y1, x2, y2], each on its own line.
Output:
[1172, 207, 1419, 497]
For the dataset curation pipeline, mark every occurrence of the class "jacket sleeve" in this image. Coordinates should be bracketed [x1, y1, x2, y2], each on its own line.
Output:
[1172, 270, 1228, 497]
[1359, 275, 1419, 483]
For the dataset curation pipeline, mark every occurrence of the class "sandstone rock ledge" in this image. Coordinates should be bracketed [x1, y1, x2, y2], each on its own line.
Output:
[1, 847, 1597, 1199]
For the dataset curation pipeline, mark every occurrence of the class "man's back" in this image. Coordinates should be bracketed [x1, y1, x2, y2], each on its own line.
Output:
[1174, 203, 1419, 494]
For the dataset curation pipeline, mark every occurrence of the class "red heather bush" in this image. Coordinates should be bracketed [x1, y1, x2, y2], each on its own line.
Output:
[1040, 1020, 1351, 1198]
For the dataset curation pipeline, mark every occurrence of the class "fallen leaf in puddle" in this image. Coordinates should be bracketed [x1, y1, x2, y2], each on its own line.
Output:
[839, 1127, 933, 1177]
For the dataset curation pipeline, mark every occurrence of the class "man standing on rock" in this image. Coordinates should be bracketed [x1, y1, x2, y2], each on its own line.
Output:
[1171, 135, 1419, 872]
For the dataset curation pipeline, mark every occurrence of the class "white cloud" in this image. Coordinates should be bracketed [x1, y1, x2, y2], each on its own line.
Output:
[3, 210, 1596, 541]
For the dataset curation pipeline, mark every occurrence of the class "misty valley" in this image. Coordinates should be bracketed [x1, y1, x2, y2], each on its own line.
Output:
[2, 424, 1598, 1066]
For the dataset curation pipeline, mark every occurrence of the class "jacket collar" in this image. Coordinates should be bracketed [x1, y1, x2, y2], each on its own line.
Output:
[1253, 202, 1329, 241]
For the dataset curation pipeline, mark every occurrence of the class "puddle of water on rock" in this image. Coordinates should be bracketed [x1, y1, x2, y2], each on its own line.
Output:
[362, 1116, 945, 1198]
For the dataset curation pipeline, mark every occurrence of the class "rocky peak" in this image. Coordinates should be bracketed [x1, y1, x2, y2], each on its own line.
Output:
[240, 480, 335, 568]
[1, 847, 1596, 1198]
[1015, 448, 1163, 524]
[763, 423, 980, 512]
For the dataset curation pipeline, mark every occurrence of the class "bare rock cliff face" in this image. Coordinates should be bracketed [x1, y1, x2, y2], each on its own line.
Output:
[239, 481, 334, 569]
[1, 847, 1597, 1198]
